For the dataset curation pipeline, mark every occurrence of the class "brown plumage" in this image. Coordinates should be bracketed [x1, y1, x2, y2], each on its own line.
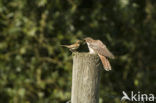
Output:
[84, 37, 115, 71]
[98, 54, 111, 71]
[61, 40, 81, 52]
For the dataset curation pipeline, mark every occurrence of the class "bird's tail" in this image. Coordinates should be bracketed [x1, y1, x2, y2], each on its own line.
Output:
[98, 54, 111, 71]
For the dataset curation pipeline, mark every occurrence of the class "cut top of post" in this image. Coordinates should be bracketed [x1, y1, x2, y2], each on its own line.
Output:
[72, 52, 100, 64]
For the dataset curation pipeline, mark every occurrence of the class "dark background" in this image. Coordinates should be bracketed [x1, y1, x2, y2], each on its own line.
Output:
[0, 0, 155, 103]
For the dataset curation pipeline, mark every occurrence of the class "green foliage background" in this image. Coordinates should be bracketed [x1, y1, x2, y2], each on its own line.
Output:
[0, 0, 155, 103]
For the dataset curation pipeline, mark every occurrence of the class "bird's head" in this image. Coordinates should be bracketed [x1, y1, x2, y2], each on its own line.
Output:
[84, 37, 93, 43]
[76, 40, 82, 44]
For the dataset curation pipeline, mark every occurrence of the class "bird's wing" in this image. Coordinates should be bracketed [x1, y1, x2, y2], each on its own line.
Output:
[90, 40, 115, 59]
[60, 44, 79, 48]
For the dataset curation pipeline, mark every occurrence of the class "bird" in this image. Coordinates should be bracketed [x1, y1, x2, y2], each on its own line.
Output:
[61, 40, 81, 52]
[84, 37, 115, 71]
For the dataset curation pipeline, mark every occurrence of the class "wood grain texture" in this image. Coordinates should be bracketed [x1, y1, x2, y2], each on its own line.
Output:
[71, 52, 101, 103]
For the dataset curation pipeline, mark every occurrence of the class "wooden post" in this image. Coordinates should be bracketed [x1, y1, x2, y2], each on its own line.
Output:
[71, 53, 101, 103]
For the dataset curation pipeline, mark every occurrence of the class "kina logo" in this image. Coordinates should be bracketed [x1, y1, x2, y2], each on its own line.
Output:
[121, 91, 155, 102]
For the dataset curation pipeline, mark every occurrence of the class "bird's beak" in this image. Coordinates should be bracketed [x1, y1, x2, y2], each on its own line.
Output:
[83, 38, 86, 42]
[82, 39, 86, 44]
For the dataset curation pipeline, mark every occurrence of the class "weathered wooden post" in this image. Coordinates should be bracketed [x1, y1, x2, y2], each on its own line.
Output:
[71, 52, 101, 103]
